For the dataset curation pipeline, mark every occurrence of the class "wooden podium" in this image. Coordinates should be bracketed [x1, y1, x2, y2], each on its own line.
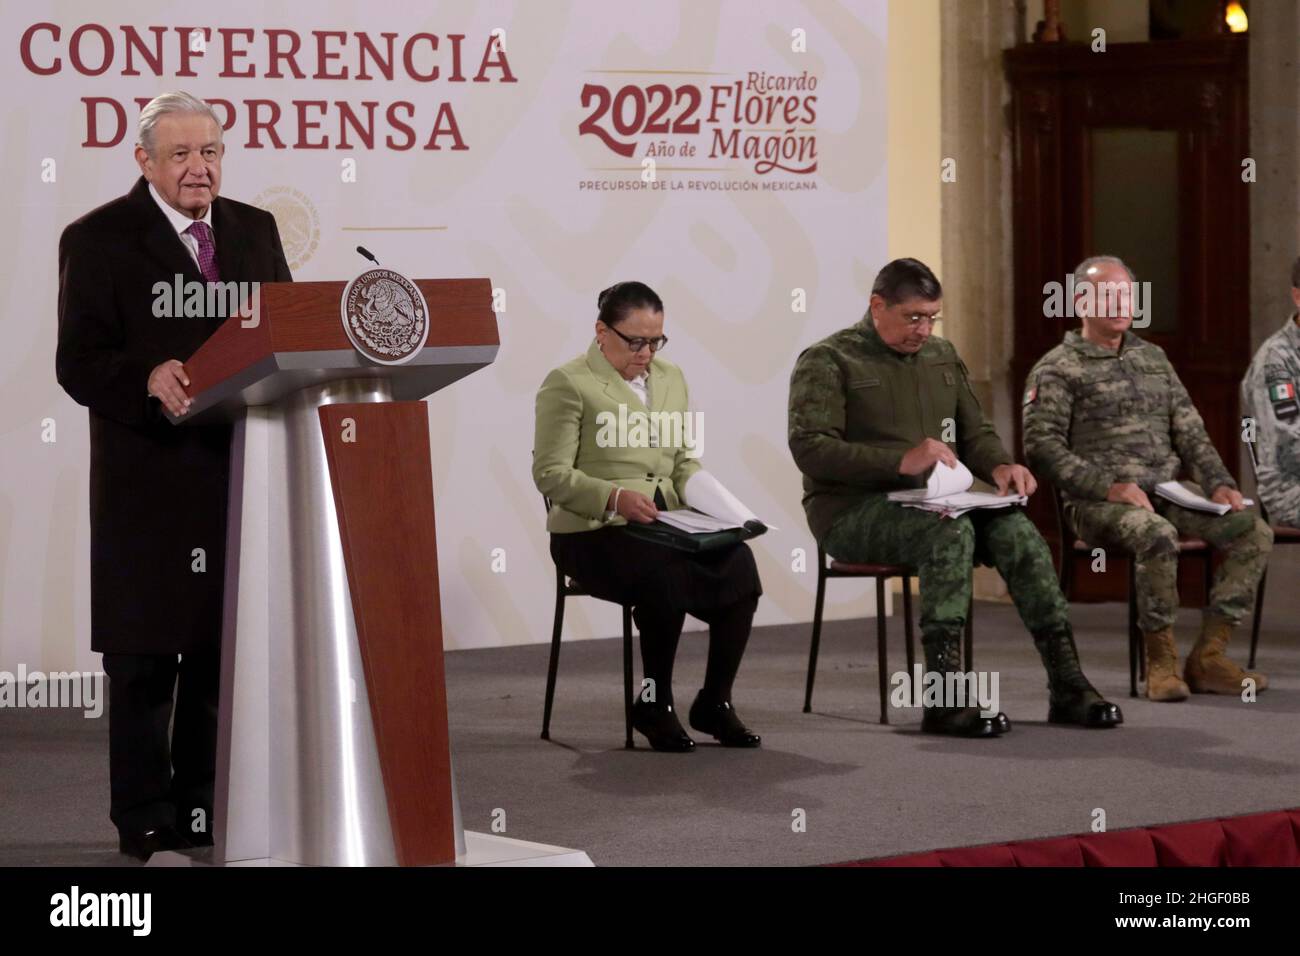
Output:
[174, 278, 498, 866]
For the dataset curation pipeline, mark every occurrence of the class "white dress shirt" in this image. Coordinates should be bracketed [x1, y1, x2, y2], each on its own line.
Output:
[626, 370, 649, 408]
[145, 184, 215, 398]
[148, 182, 213, 269]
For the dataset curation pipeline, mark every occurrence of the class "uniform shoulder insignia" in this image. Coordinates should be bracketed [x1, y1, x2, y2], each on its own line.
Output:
[1269, 380, 1299, 421]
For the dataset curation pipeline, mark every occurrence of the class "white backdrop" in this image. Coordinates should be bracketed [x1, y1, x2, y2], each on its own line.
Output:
[0, 0, 888, 671]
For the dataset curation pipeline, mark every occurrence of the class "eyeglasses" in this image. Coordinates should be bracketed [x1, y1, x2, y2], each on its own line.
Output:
[901, 312, 940, 327]
[607, 324, 669, 353]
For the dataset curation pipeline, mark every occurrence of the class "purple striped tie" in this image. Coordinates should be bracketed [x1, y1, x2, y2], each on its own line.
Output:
[185, 221, 221, 283]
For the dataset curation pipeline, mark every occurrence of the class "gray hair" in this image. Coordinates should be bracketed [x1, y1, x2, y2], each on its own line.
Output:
[138, 91, 222, 156]
[1073, 254, 1135, 287]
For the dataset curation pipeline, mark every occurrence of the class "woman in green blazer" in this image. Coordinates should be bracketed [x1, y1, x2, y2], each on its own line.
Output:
[533, 282, 762, 752]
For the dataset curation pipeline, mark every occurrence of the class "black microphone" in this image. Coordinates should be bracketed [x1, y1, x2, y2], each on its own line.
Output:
[356, 246, 380, 265]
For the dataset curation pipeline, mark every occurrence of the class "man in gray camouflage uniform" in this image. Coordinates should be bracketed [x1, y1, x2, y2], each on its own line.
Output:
[1024, 255, 1273, 702]
[1241, 256, 1300, 528]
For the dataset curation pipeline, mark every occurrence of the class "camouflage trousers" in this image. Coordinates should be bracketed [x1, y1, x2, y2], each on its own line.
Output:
[1067, 487, 1273, 633]
[822, 495, 1069, 643]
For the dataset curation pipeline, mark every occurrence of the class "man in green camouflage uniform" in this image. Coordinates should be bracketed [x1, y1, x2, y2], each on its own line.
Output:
[1024, 255, 1272, 702]
[1240, 256, 1300, 527]
[789, 258, 1122, 737]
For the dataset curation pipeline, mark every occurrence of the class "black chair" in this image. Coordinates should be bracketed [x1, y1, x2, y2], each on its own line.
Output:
[803, 546, 974, 724]
[1052, 486, 1213, 697]
[538, 497, 636, 748]
[1244, 424, 1300, 669]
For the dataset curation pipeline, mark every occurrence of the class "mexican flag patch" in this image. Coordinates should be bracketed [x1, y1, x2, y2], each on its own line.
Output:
[1270, 381, 1299, 421]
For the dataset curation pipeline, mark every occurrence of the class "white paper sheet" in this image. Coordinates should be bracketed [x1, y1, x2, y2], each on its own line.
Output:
[654, 509, 740, 533]
[1154, 481, 1252, 515]
[650, 469, 776, 533]
[684, 469, 760, 525]
[887, 459, 1027, 516]
[887, 460, 973, 502]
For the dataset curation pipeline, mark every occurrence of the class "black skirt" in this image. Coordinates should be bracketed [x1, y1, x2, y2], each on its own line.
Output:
[550, 526, 762, 616]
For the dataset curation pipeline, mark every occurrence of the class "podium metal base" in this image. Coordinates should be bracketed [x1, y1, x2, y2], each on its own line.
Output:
[146, 832, 594, 868]
[216, 382, 462, 866]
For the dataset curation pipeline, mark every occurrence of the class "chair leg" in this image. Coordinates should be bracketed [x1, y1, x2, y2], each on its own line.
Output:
[803, 563, 829, 713]
[902, 577, 916, 678]
[964, 598, 974, 672]
[541, 583, 566, 740]
[623, 604, 635, 749]
[1249, 566, 1267, 670]
[876, 577, 889, 725]
[1128, 560, 1139, 698]
[1203, 550, 1214, 608]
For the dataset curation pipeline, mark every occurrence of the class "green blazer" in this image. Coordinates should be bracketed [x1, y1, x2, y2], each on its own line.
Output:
[533, 339, 703, 533]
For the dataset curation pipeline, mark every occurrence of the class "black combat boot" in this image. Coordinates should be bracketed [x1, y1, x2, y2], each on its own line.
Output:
[919, 632, 1007, 738]
[1033, 626, 1123, 727]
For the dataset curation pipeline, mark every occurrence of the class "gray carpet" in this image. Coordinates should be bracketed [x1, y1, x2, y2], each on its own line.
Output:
[2, 547, 1297, 867]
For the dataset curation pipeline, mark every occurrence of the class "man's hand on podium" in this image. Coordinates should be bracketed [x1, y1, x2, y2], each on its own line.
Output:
[148, 359, 193, 417]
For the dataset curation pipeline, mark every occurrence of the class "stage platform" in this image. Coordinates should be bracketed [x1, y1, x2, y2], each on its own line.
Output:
[2, 547, 1297, 867]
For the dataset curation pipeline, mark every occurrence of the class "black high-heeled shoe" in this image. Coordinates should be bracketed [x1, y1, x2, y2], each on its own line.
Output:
[632, 700, 695, 752]
[688, 693, 761, 748]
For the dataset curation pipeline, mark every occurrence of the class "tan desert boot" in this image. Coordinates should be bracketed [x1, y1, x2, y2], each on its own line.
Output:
[1143, 627, 1189, 702]
[1184, 615, 1268, 694]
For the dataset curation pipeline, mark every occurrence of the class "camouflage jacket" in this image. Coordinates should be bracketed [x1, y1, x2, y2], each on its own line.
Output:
[1023, 330, 1235, 502]
[788, 315, 1012, 542]
[1240, 313, 1300, 525]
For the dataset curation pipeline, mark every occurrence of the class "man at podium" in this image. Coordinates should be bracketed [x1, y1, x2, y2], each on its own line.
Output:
[55, 91, 291, 861]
